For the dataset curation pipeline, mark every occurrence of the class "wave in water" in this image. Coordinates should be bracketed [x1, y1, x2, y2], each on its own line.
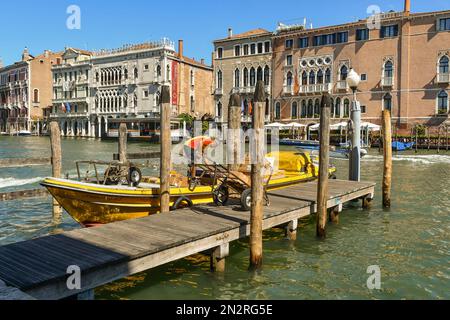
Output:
[0, 177, 44, 189]
[363, 154, 450, 165]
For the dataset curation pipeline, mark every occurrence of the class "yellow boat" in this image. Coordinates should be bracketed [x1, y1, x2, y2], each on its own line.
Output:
[41, 151, 336, 227]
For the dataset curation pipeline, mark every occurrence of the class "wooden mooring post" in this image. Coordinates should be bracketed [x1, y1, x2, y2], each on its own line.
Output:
[382, 109, 392, 208]
[118, 123, 128, 163]
[160, 86, 171, 213]
[249, 81, 266, 270]
[316, 94, 331, 238]
[227, 93, 241, 171]
[50, 122, 62, 218]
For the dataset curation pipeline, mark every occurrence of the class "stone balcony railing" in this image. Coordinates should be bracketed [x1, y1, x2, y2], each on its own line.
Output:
[283, 85, 293, 95]
[336, 80, 349, 91]
[381, 77, 394, 87]
[437, 73, 449, 84]
[50, 112, 90, 118]
[231, 86, 271, 95]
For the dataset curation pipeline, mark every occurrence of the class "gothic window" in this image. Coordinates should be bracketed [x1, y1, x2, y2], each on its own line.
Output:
[340, 65, 348, 81]
[383, 93, 392, 111]
[307, 99, 314, 118]
[264, 66, 270, 86]
[317, 69, 324, 84]
[217, 70, 223, 89]
[275, 102, 281, 119]
[325, 68, 331, 84]
[334, 98, 341, 118]
[309, 71, 316, 85]
[439, 56, 449, 74]
[243, 68, 249, 87]
[234, 69, 240, 88]
[344, 99, 350, 118]
[302, 71, 308, 86]
[437, 90, 448, 114]
[301, 100, 307, 118]
[314, 99, 320, 117]
[250, 68, 256, 86]
[257, 67, 263, 82]
[291, 101, 298, 119]
[384, 61, 393, 78]
[286, 72, 293, 86]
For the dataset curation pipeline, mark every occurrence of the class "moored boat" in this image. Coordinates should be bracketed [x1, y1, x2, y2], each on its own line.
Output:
[41, 151, 336, 227]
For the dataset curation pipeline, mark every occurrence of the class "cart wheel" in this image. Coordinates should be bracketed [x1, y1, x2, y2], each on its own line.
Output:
[128, 167, 142, 187]
[213, 185, 229, 206]
[171, 196, 193, 211]
[241, 188, 252, 211]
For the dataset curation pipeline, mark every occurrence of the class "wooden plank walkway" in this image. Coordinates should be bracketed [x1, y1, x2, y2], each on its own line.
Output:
[0, 179, 375, 300]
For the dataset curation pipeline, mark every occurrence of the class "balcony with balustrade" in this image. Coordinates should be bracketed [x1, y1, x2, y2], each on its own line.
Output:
[336, 80, 349, 91]
[437, 73, 449, 84]
[381, 77, 394, 88]
[283, 85, 293, 95]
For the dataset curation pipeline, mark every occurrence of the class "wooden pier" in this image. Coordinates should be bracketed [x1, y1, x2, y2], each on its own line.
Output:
[0, 179, 374, 300]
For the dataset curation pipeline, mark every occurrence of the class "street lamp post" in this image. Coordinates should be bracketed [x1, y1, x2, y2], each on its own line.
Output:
[347, 68, 361, 182]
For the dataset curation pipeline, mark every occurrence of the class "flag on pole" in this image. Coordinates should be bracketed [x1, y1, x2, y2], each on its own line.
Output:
[61, 103, 66, 113]
[65, 102, 71, 113]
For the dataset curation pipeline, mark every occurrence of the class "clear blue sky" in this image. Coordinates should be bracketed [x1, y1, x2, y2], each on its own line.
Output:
[0, 0, 448, 66]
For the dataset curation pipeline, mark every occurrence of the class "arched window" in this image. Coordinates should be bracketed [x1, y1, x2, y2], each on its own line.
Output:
[314, 99, 320, 117]
[217, 102, 222, 118]
[334, 98, 341, 118]
[302, 71, 308, 85]
[340, 65, 348, 81]
[383, 93, 392, 111]
[291, 101, 298, 119]
[134, 67, 138, 79]
[190, 96, 195, 112]
[275, 102, 281, 119]
[217, 70, 223, 89]
[437, 90, 448, 114]
[124, 69, 128, 80]
[33, 89, 39, 103]
[166, 65, 171, 81]
[96, 72, 100, 82]
[301, 100, 307, 118]
[439, 56, 449, 74]
[384, 61, 393, 78]
[286, 72, 293, 86]
[325, 68, 331, 84]
[309, 71, 316, 85]
[265, 98, 270, 116]
[234, 69, 240, 88]
[190, 70, 195, 86]
[343, 99, 350, 118]
[264, 66, 270, 86]
[243, 99, 249, 115]
[156, 66, 161, 78]
[243, 68, 249, 87]
[307, 99, 314, 118]
[257, 67, 263, 82]
[250, 68, 256, 86]
[317, 70, 324, 84]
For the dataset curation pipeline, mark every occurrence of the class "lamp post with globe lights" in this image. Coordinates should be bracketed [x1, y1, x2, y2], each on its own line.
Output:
[347, 68, 361, 182]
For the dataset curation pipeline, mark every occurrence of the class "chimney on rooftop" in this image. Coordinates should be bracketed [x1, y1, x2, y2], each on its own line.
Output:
[178, 40, 184, 58]
[228, 28, 233, 38]
[22, 47, 30, 61]
[201, 58, 205, 65]
[404, 0, 411, 15]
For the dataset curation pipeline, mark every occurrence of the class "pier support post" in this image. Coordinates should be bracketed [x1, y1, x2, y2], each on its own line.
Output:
[382, 109, 392, 208]
[210, 243, 229, 273]
[329, 203, 343, 224]
[316, 94, 332, 238]
[160, 86, 171, 213]
[227, 93, 242, 171]
[249, 81, 266, 270]
[362, 194, 374, 209]
[118, 123, 128, 163]
[50, 122, 62, 219]
[285, 219, 298, 241]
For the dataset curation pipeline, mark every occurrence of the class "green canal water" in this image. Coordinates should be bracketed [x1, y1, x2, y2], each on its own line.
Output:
[0, 136, 449, 299]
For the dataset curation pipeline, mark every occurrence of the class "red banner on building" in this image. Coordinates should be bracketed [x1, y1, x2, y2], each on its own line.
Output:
[171, 60, 179, 106]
